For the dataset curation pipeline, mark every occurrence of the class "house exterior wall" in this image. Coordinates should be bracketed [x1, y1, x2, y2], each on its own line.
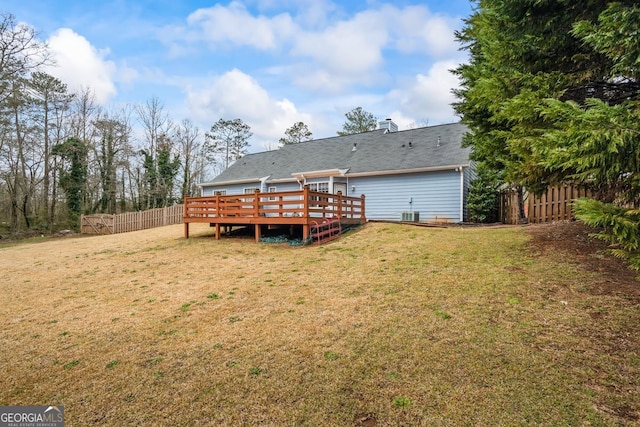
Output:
[201, 170, 468, 222]
[267, 182, 300, 193]
[348, 170, 464, 222]
[201, 182, 261, 196]
[202, 181, 302, 197]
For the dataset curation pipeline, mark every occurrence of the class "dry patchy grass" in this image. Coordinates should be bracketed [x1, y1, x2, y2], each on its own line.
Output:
[0, 222, 638, 426]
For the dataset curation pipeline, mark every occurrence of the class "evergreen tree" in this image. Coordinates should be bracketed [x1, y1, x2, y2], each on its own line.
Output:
[453, 0, 640, 265]
[279, 121, 312, 145]
[204, 118, 252, 170]
[52, 137, 87, 229]
[337, 107, 377, 135]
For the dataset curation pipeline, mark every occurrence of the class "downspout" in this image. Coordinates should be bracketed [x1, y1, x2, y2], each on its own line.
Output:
[259, 175, 270, 193]
[458, 167, 465, 222]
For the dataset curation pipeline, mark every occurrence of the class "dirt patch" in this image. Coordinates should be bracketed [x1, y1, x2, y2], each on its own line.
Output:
[526, 220, 640, 304]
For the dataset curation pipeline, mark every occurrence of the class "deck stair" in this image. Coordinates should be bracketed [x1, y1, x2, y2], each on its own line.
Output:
[310, 218, 341, 244]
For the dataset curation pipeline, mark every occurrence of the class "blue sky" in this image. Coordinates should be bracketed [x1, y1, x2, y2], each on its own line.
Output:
[6, 0, 472, 152]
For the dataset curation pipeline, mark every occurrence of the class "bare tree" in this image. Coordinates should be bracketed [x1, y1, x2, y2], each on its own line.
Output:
[174, 119, 203, 199]
[93, 110, 132, 214]
[68, 88, 100, 214]
[0, 13, 52, 231]
[0, 13, 51, 104]
[28, 71, 74, 228]
[136, 97, 176, 208]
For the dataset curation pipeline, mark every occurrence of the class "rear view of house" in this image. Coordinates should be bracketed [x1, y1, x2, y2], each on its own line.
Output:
[199, 121, 473, 223]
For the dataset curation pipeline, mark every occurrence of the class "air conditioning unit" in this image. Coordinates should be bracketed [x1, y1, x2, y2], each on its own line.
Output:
[401, 211, 419, 222]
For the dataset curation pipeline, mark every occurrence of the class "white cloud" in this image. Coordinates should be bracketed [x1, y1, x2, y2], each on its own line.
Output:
[385, 5, 460, 57]
[187, 1, 295, 50]
[386, 60, 461, 125]
[166, 3, 463, 93]
[290, 10, 387, 89]
[185, 69, 313, 151]
[45, 28, 119, 105]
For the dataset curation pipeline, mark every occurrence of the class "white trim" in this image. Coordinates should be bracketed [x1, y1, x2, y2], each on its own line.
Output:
[243, 187, 259, 194]
[201, 166, 468, 187]
[291, 168, 347, 179]
[267, 186, 277, 201]
[198, 177, 262, 187]
[346, 164, 469, 178]
[268, 177, 299, 184]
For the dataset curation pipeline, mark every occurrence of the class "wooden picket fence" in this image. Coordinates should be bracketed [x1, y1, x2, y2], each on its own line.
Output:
[81, 204, 184, 235]
[500, 184, 593, 224]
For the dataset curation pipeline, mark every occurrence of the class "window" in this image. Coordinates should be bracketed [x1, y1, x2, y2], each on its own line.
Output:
[308, 182, 329, 207]
[308, 182, 329, 193]
[214, 190, 226, 196]
[268, 186, 277, 201]
[244, 187, 258, 194]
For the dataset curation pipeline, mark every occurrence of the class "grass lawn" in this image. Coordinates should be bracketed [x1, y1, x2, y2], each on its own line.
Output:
[0, 222, 638, 426]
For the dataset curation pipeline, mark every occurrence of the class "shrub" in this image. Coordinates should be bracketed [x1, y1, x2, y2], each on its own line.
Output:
[574, 198, 640, 269]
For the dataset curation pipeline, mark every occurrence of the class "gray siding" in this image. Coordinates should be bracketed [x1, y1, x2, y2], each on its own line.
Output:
[266, 182, 300, 193]
[203, 181, 301, 196]
[201, 170, 468, 223]
[350, 170, 462, 222]
[202, 182, 260, 196]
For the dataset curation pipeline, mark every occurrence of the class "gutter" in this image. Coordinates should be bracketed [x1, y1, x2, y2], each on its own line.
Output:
[346, 164, 470, 178]
[291, 168, 349, 179]
[198, 177, 263, 187]
[458, 166, 464, 222]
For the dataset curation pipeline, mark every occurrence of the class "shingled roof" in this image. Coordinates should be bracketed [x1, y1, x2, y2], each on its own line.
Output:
[204, 122, 470, 184]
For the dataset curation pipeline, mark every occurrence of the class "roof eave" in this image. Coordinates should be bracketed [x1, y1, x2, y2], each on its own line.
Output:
[198, 177, 263, 187]
[347, 164, 470, 178]
[267, 177, 300, 184]
[291, 168, 349, 179]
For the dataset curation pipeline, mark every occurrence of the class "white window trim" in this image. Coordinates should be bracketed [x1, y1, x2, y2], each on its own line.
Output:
[268, 186, 277, 201]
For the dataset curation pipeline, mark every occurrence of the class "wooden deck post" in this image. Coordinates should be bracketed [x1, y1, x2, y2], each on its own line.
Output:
[303, 185, 310, 218]
[183, 189, 365, 243]
[255, 224, 261, 243]
[253, 189, 260, 217]
[183, 196, 189, 238]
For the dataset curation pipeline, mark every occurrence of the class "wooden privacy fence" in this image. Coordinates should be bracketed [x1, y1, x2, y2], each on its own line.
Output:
[527, 185, 592, 224]
[500, 184, 593, 224]
[81, 204, 184, 235]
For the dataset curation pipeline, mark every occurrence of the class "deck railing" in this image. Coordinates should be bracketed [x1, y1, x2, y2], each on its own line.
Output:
[184, 187, 365, 222]
[183, 187, 365, 241]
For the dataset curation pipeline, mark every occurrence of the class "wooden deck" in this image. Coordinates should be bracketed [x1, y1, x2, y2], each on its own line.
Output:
[183, 187, 366, 242]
